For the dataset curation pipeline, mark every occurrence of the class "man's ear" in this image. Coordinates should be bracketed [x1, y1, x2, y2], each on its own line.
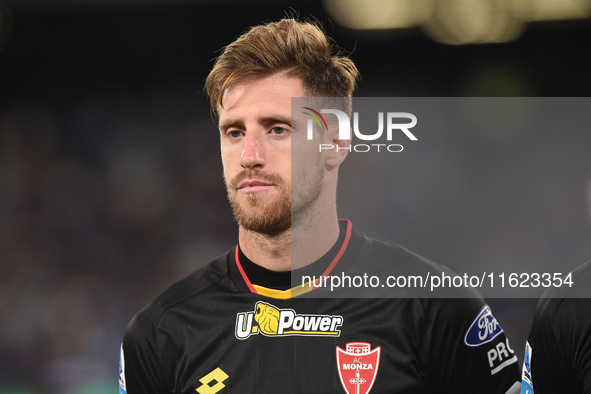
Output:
[322, 122, 350, 169]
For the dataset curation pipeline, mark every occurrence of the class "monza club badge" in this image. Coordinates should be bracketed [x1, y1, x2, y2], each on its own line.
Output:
[336, 342, 381, 394]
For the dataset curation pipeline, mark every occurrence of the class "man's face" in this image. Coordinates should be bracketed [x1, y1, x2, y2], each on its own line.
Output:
[218, 73, 324, 236]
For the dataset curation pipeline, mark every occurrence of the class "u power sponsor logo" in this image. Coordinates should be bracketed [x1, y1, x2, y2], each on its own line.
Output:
[464, 305, 504, 347]
[235, 301, 343, 340]
[303, 107, 417, 153]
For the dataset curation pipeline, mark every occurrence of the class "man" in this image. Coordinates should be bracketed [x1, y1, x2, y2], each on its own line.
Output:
[521, 260, 591, 393]
[120, 18, 521, 393]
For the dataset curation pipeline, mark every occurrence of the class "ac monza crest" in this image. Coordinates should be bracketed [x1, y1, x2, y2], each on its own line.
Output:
[336, 342, 381, 394]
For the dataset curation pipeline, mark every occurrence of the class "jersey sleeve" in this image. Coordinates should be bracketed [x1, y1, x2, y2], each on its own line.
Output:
[120, 313, 169, 394]
[525, 296, 591, 393]
[423, 297, 521, 394]
[524, 260, 591, 394]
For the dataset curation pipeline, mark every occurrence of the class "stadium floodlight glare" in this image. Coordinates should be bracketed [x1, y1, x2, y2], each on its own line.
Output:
[528, 0, 591, 21]
[322, 0, 431, 30]
[421, 0, 526, 45]
[323, 0, 591, 44]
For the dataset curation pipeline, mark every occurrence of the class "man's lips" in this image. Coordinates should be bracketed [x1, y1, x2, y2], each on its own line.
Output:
[237, 179, 274, 193]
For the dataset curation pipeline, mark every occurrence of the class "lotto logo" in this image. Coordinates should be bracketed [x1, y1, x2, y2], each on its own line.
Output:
[196, 367, 228, 394]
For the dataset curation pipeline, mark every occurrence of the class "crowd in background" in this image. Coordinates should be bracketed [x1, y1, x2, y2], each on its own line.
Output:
[0, 84, 236, 392]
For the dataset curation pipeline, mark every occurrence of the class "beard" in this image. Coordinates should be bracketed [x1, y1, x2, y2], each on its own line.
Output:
[225, 165, 323, 237]
[226, 169, 292, 237]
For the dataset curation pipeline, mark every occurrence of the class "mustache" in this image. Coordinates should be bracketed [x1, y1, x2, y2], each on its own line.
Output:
[228, 169, 286, 190]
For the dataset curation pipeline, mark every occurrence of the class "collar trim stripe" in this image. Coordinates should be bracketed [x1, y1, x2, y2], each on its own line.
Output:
[235, 246, 258, 294]
[235, 219, 353, 298]
[252, 285, 292, 299]
[315, 219, 353, 288]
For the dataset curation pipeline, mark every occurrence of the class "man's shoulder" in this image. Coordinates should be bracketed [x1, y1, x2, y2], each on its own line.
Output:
[534, 259, 591, 328]
[125, 250, 233, 334]
[345, 227, 481, 299]
[353, 229, 457, 277]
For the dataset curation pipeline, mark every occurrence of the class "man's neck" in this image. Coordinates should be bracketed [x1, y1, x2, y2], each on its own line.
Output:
[238, 209, 340, 272]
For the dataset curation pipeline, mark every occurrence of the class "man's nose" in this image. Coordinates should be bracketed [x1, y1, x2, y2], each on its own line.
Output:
[239, 132, 265, 169]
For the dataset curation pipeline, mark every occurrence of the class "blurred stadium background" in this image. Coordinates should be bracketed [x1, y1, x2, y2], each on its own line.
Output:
[0, 0, 590, 392]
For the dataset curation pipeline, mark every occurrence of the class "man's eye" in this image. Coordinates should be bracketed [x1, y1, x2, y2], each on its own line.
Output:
[228, 130, 242, 138]
[272, 127, 287, 135]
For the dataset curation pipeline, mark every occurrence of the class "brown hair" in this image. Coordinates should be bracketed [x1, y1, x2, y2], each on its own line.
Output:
[205, 18, 359, 117]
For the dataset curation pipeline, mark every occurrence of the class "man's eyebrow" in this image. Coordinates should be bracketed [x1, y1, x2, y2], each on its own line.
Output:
[218, 119, 242, 131]
[219, 115, 292, 131]
[262, 115, 291, 127]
